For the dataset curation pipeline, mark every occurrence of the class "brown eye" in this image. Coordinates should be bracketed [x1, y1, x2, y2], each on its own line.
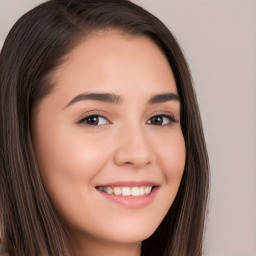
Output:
[147, 115, 176, 126]
[80, 115, 108, 126]
[151, 116, 164, 125]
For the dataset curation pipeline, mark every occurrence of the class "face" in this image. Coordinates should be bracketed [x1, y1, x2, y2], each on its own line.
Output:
[32, 32, 186, 250]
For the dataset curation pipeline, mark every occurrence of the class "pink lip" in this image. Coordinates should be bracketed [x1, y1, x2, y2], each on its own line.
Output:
[95, 182, 159, 208]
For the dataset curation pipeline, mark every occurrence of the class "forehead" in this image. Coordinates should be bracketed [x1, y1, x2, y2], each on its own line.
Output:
[49, 32, 177, 102]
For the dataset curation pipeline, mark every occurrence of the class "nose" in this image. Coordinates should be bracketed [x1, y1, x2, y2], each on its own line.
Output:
[113, 126, 153, 168]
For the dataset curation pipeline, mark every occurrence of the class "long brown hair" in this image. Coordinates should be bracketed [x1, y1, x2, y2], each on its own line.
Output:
[0, 0, 209, 255]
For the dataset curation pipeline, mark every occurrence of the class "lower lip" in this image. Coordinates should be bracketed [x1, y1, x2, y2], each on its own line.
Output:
[96, 187, 159, 208]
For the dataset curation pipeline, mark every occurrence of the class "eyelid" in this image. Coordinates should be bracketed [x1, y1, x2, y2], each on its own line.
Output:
[146, 111, 178, 126]
[76, 110, 178, 126]
[77, 110, 112, 125]
[147, 110, 177, 120]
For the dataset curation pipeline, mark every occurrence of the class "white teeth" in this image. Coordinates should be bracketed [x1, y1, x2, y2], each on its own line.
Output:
[113, 187, 122, 196]
[106, 187, 113, 194]
[122, 187, 132, 196]
[131, 187, 140, 196]
[99, 186, 153, 196]
[145, 186, 152, 194]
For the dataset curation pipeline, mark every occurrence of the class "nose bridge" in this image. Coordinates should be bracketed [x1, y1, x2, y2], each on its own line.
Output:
[114, 121, 153, 168]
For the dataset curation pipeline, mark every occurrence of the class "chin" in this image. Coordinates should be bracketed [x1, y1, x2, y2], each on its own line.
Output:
[100, 221, 160, 244]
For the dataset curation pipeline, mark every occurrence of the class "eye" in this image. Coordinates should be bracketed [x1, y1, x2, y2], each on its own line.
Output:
[147, 114, 176, 126]
[79, 115, 108, 126]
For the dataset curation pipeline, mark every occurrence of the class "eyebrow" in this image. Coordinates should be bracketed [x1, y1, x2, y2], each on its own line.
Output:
[64, 92, 180, 108]
[65, 93, 122, 108]
[148, 93, 180, 104]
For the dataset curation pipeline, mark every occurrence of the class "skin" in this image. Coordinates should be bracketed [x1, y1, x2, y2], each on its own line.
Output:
[32, 32, 186, 256]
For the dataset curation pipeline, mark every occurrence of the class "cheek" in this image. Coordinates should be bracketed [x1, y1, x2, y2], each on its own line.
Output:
[154, 129, 186, 183]
[36, 124, 110, 177]
[155, 129, 186, 216]
[33, 124, 111, 210]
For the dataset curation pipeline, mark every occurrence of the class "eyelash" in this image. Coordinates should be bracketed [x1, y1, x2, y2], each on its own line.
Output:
[147, 114, 177, 126]
[79, 115, 109, 126]
[78, 112, 177, 127]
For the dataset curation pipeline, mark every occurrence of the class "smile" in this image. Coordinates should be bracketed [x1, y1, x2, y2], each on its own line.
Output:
[95, 181, 159, 208]
[97, 186, 153, 197]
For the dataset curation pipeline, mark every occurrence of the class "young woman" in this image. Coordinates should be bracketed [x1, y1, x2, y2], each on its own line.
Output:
[0, 0, 209, 255]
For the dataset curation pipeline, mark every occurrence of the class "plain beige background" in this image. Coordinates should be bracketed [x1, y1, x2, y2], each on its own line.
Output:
[1, 1, 256, 255]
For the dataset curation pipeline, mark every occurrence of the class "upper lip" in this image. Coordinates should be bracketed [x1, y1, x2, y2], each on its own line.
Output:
[96, 181, 160, 187]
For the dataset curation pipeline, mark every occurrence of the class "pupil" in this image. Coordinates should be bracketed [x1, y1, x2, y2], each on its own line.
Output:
[87, 116, 98, 125]
[152, 116, 163, 125]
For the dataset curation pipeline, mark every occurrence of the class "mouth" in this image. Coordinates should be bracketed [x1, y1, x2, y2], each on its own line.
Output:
[95, 181, 159, 208]
[96, 186, 154, 197]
